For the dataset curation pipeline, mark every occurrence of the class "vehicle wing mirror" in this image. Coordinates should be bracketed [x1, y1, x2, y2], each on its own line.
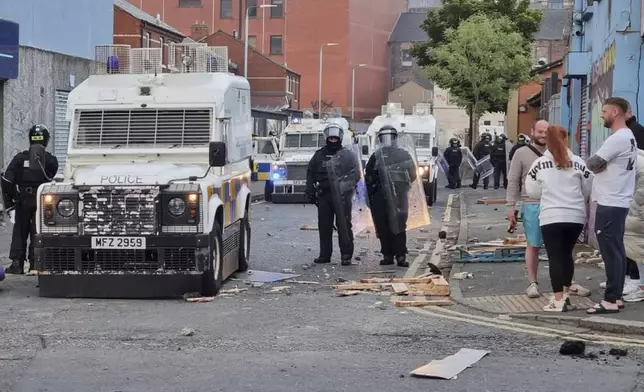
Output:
[362, 145, 369, 155]
[209, 142, 227, 167]
[431, 147, 439, 157]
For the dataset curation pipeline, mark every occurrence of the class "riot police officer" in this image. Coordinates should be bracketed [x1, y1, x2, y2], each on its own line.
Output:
[508, 133, 527, 162]
[2, 125, 58, 274]
[305, 124, 359, 266]
[470, 132, 493, 189]
[365, 126, 417, 268]
[491, 134, 508, 189]
[443, 138, 462, 189]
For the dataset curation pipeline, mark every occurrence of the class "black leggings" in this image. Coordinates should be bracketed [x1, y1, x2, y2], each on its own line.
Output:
[541, 222, 584, 293]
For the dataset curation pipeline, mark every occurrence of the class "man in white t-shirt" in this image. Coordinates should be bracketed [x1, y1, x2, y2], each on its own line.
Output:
[586, 97, 638, 314]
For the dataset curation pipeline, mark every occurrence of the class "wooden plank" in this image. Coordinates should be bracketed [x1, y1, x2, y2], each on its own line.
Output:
[331, 283, 386, 290]
[360, 276, 437, 284]
[365, 270, 397, 275]
[394, 299, 453, 307]
[391, 283, 408, 295]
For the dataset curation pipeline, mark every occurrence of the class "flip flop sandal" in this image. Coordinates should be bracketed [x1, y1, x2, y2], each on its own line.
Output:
[586, 303, 619, 315]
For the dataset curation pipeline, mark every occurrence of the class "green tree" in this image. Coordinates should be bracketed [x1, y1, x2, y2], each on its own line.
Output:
[423, 14, 532, 144]
[410, 0, 542, 68]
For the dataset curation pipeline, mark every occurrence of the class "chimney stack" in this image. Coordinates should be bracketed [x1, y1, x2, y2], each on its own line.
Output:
[190, 21, 209, 41]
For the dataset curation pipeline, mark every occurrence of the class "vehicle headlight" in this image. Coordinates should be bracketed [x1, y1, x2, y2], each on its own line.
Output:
[168, 197, 186, 217]
[417, 167, 426, 175]
[271, 164, 287, 180]
[56, 198, 75, 217]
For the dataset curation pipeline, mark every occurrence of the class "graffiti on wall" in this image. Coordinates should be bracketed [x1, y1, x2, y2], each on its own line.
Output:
[588, 42, 615, 154]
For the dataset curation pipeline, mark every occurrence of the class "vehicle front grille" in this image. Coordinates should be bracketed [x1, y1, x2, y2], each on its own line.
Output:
[41, 248, 198, 272]
[286, 163, 307, 181]
[80, 187, 159, 236]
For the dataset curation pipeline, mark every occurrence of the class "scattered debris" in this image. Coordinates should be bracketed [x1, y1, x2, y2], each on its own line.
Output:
[438, 231, 447, 239]
[286, 280, 320, 285]
[485, 225, 491, 230]
[559, 340, 585, 356]
[391, 283, 409, 295]
[243, 270, 301, 283]
[609, 348, 627, 357]
[354, 256, 362, 261]
[336, 277, 348, 283]
[419, 228, 429, 233]
[220, 288, 248, 295]
[335, 290, 361, 297]
[372, 301, 388, 310]
[324, 273, 332, 280]
[410, 348, 489, 379]
[427, 262, 442, 275]
[475, 198, 506, 205]
[300, 225, 318, 231]
[394, 298, 453, 307]
[251, 282, 265, 288]
[365, 270, 397, 275]
[185, 296, 215, 303]
[180, 328, 195, 337]
[268, 286, 292, 295]
[281, 268, 296, 274]
[452, 272, 473, 280]
[302, 264, 310, 270]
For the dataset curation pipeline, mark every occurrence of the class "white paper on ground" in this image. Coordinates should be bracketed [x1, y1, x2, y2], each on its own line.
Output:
[410, 348, 490, 379]
[9, 210, 15, 224]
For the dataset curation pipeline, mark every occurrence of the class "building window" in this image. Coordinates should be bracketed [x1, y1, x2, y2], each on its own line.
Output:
[547, 0, 564, 9]
[286, 75, 293, 93]
[221, 0, 233, 18]
[247, 0, 257, 17]
[248, 35, 257, 48]
[483, 120, 491, 126]
[498, 120, 505, 126]
[401, 49, 412, 67]
[270, 0, 283, 18]
[270, 35, 283, 55]
[179, 0, 202, 6]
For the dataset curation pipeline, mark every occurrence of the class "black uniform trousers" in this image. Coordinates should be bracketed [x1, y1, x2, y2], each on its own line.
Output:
[447, 165, 461, 188]
[317, 193, 354, 259]
[471, 170, 489, 188]
[493, 161, 507, 189]
[10, 197, 37, 264]
[370, 194, 407, 257]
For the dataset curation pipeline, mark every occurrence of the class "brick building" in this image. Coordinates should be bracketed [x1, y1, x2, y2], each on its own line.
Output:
[517, 60, 563, 135]
[531, 8, 571, 64]
[114, 0, 185, 67]
[128, 0, 406, 122]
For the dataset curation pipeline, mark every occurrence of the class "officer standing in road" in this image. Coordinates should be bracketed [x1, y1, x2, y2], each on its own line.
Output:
[365, 126, 417, 268]
[509, 134, 528, 162]
[491, 134, 508, 189]
[2, 125, 58, 274]
[470, 132, 493, 189]
[305, 123, 359, 266]
[443, 138, 463, 189]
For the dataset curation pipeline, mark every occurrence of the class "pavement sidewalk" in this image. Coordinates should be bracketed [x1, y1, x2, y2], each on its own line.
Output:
[449, 187, 644, 335]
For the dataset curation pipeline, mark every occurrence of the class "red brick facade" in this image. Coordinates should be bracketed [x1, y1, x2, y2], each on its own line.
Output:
[127, 0, 406, 121]
[202, 31, 300, 110]
[114, 5, 185, 67]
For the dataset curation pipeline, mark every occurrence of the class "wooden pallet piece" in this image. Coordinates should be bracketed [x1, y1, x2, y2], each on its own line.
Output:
[360, 276, 438, 284]
[391, 283, 408, 295]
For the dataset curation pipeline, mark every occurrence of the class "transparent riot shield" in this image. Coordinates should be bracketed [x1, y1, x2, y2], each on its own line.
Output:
[327, 145, 370, 247]
[374, 134, 431, 235]
[505, 140, 514, 173]
[437, 155, 450, 174]
[475, 155, 494, 180]
[464, 148, 477, 170]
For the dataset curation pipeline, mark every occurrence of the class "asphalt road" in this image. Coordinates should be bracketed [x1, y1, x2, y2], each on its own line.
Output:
[1, 179, 644, 391]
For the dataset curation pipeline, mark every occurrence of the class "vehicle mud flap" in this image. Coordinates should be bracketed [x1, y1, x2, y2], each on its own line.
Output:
[202, 222, 224, 296]
[264, 180, 273, 202]
[237, 213, 251, 272]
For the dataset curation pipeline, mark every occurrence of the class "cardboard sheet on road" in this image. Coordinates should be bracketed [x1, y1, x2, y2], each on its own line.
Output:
[411, 348, 490, 379]
[242, 270, 301, 283]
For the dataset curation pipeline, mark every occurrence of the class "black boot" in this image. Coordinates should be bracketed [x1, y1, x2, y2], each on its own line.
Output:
[396, 255, 409, 268]
[5, 259, 24, 275]
[314, 257, 331, 264]
[340, 254, 352, 266]
[469, 184, 477, 189]
[379, 255, 394, 266]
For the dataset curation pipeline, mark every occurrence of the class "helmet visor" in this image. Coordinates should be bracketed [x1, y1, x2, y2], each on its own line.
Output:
[324, 125, 343, 140]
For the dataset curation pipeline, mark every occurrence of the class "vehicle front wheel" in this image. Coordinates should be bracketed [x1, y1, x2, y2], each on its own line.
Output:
[237, 211, 251, 272]
[425, 180, 436, 206]
[202, 222, 224, 296]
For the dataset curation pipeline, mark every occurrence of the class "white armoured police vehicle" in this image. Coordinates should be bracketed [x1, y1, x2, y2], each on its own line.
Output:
[361, 103, 439, 205]
[34, 44, 253, 298]
[270, 112, 351, 203]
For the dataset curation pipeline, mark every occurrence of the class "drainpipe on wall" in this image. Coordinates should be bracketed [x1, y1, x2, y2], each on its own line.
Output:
[571, 0, 584, 53]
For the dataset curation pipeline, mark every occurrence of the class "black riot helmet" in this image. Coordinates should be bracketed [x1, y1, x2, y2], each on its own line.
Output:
[483, 132, 492, 143]
[323, 123, 344, 149]
[378, 125, 398, 147]
[517, 134, 527, 144]
[29, 124, 50, 147]
[449, 137, 459, 147]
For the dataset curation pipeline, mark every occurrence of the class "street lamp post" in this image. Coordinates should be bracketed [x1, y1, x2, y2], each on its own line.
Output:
[318, 42, 339, 118]
[245, 4, 277, 78]
[351, 63, 366, 123]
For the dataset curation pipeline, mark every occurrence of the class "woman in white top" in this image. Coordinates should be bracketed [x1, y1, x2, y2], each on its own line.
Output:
[525, 125, 594, 312]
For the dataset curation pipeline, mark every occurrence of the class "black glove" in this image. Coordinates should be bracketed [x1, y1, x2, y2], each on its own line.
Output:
[306, 193, 317, 205]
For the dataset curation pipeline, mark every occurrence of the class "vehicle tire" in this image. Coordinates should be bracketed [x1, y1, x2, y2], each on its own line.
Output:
[264, 180, 273, 202]
[237, 209, 251, 272]
[202, 222, 224, 296]
[426, 181, 436, 206]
